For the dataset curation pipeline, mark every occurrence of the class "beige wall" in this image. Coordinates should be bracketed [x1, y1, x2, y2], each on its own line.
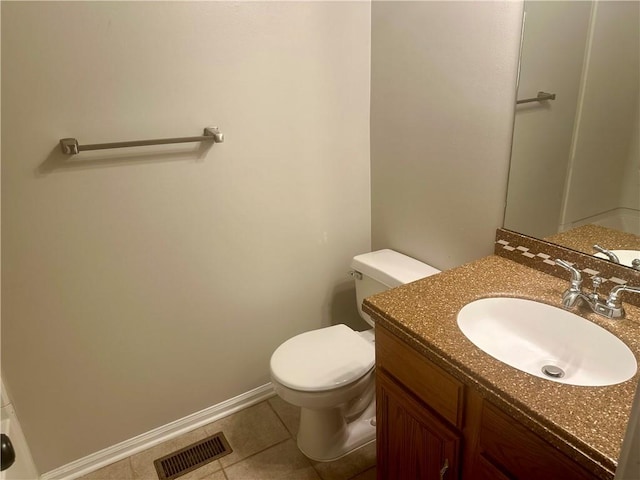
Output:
[370, 1, 524, 270]
[1, 2, 371, 472]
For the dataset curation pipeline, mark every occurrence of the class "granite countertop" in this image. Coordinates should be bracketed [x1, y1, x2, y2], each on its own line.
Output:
[546, 225, 640, 255]
[363, 255, 640, 479]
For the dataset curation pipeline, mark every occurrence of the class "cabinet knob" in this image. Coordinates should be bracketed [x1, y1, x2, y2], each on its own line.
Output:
[439, 458, 449, 479]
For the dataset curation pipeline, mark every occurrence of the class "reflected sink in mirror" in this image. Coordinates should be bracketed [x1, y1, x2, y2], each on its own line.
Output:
[457, 297, 637, 386]
[594, 250, 640, 269]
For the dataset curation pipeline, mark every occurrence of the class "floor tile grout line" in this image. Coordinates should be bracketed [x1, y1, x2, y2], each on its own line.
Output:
[310, 461, 325, 480]
[346, 465, 376, 480]
[265, 398, 297, 439]
[200, 465, 228, 480]
[219, 437, 294, 472]
[126, 456, 135, 479]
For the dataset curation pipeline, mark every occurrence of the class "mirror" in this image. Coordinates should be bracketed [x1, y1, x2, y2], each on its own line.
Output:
[504, 1, 639, 267]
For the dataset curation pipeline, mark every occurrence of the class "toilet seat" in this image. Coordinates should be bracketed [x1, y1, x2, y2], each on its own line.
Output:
[270, 324, 374, 392]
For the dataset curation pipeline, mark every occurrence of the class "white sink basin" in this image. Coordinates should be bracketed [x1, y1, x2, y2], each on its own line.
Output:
[594, 249, 640, 268]
[457, 297, 637, 386]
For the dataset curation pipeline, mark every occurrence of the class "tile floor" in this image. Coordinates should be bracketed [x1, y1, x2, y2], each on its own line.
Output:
[78, 396, 376, 480]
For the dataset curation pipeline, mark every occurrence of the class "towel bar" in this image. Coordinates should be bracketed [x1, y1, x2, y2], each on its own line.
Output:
[60, 127, 224, 155]
[516, 91, 556, 105]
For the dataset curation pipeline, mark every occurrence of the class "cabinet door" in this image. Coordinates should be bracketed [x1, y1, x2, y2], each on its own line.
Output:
[377, 371, 460, 480]
[474, 401, 598, 480]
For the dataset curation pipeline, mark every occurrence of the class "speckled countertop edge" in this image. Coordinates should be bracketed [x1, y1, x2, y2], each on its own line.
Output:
[364, 255, 640, 479]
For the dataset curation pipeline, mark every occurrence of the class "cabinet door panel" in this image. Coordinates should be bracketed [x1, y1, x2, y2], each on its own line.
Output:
[478, 402, 597, 480]
[377, 371, 459, 480]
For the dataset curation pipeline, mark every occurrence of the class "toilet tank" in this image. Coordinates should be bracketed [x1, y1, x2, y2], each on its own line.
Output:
[350, 249, 440, 327]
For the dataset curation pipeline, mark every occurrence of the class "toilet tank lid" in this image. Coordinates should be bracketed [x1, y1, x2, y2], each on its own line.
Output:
[351, 249, 440, 288]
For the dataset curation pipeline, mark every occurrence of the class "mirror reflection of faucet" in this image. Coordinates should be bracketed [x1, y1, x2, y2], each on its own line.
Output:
[593, 245, 640, 271]
[593, 245, 620, 263]
[555, 259, 640, 319]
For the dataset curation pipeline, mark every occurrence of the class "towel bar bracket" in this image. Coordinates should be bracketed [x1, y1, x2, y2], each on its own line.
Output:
[59, 126, 224, 155]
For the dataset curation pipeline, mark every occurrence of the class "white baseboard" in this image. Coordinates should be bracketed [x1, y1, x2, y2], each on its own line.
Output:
[40, 383, 275, 480]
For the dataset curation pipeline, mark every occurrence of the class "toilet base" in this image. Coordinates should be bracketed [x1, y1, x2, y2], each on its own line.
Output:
[296, 395, 376, 462]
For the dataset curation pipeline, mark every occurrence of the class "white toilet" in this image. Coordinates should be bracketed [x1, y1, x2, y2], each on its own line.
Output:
[270, 249, 440, 461]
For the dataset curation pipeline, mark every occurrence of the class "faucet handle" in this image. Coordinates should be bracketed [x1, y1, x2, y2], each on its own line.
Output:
[607, 284, 640, 308]
[555, 259, 582, 289]
[602, 284, 640, 319]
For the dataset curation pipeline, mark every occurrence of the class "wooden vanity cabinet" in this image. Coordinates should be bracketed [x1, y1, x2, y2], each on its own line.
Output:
[375, 325, 602, 480]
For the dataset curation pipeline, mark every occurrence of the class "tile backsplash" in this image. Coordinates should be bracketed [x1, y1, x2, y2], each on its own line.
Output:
[495, 228, 640, 308]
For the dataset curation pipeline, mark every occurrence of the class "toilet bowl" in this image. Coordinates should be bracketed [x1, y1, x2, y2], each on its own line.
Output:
[270, 250, 440, 462]
[271, 325, 376, 461]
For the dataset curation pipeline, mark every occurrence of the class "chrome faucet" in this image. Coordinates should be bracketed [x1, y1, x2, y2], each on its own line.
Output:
[555, 259, 640, 319]
[593, 245, 620, 263]
[593, 244, 640, 271]
[555, 259, 588, 308]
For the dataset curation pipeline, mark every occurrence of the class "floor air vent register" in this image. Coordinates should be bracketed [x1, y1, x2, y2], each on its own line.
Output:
[154, 432, 232, 480]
